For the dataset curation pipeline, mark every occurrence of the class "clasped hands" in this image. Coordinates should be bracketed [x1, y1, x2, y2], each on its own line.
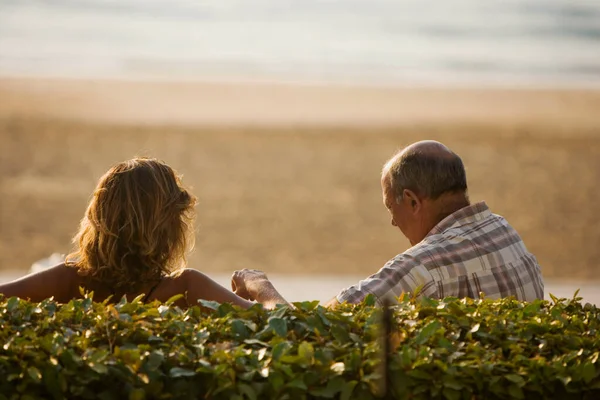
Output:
[231, 268, 271, 301]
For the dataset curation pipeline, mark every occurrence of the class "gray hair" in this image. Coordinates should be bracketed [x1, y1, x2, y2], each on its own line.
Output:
[382, 148, 467, 202]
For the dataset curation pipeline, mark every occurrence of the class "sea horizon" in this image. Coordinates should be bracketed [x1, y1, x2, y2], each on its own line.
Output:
[3, 70, 600, 91]
[1, 0, 599, 88]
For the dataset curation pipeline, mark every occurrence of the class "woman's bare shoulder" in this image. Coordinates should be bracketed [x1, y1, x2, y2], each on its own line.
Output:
[163, 268, 208, 286]
[149, 268, 207, 296]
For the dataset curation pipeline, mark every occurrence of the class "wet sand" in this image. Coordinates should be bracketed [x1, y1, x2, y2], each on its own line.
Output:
[1, 77, 599, 129]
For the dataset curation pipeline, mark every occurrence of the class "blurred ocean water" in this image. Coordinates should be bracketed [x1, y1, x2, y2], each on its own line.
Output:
[1, 254, 599, 305]
[0, 0, 599, 86]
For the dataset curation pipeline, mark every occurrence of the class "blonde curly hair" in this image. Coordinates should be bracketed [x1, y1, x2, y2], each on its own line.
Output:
[66, 158, 196, 290]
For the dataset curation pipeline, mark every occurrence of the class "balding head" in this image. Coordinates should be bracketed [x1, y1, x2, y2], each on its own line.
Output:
[401, 140, 456, 159]
[380, 141, 469, 245]
[382, 140, 468, 202]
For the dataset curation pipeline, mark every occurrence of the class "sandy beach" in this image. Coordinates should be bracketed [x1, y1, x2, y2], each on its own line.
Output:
[1, 77, 600, 286]
[1, 77, 600, 128]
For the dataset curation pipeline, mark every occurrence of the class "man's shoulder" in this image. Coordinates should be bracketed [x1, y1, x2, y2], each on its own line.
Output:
[387, 241, 437, 270]
[402, 240, 434, 258]
[433, 206, 520, 244]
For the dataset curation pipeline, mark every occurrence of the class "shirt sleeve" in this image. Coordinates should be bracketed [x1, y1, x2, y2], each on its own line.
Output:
[336, 253, 435, 306]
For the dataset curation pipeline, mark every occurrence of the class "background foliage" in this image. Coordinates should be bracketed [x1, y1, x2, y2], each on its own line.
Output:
[0, 292, 599, 399]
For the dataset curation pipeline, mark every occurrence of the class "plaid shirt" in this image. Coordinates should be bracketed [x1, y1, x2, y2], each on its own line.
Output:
[337, 202, 544, 305]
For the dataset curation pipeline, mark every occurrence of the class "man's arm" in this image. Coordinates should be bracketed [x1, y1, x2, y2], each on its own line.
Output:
[335, 254, 435, 306]
[231, 269, 293, 309]
[232, 255, 433, 309]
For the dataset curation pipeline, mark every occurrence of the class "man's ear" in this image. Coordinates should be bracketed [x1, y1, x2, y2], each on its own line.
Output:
[402, 189, 422, 213]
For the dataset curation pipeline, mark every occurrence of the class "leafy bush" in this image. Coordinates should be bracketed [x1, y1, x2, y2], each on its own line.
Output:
[0, 292, 599, 399]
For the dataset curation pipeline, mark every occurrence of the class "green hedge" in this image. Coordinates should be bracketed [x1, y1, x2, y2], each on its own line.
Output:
[0, 292, 599, 399]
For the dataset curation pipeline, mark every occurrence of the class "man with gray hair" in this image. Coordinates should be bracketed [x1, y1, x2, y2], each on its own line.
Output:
[232, 140, 544, 307]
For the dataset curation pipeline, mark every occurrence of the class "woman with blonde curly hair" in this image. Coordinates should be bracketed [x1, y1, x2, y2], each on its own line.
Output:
[0, 158, 255, 309]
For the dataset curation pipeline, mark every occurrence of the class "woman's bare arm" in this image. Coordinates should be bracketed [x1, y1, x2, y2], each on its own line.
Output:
[179, 268, 254, 309]
[0, 265, 256, 309]
[0, 263, 77, 303]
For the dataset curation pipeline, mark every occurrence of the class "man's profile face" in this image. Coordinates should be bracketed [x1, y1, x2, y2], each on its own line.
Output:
[381, 177, 408, 235]
[382, 176, 426, 246]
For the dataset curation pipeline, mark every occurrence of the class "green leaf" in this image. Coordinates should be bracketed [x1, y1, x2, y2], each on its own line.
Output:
[407, 369, 431, 380]
[442, 387, 461, 400]
[294, 300, 320, 311]
[165, 294, 184, 306]
[217, 302, 236, 317]
[270, 306, 289, 319]
[279, 355, 302, 364]
[317, 309, 332, 326]
[364, 294, 376, 307]
[268, 317, 288, 337]
[6, 297, 19, 312]
[231, 319, 250, 339]
[349, 333, 362, 343]
[131, 293, 145, 304]
[505, 374, 525, 387]
[340, 380, 358, 400]
[415, 321, 442, 345]
[286, 378, 308, 390]
[558, 375, 572, 387]
[27, 367, 42, 383]
[244, 339, 270, 347]
[145, 350, 164, 371]
[279, 364, 294, 378]
[268, 371, 285, 391]
[523, 302, 541, 315]
[443, 376, 463, 390]
[582, 362, 596, 383]
[42, 367, 64, 397]
[419, 296, 439, 308]
[272, 342, 292, 360]
[362, 372, 382, 383]
[90, 363, 108, 374]
[309, 377, 345, 398]
[331, 324, 350, 343]
[237, 383, 256, 400]
[88, 349, 110, 364]
[508, 383, 525, 399]
[198, 299, 220, 310]
[129, 389, 146, 400]
[169, 367, 195, 378]
[148, 335, 163, 343]
[298, 342, 314, 362]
